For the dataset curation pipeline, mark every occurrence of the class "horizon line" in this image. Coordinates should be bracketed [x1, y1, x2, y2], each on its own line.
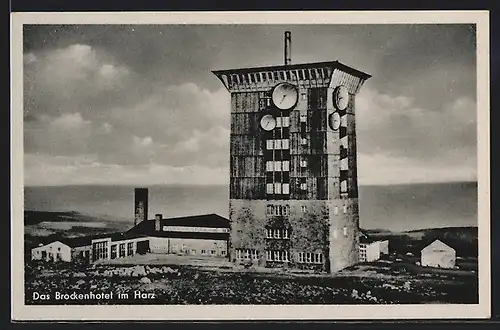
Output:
[23, 180, 478, 189]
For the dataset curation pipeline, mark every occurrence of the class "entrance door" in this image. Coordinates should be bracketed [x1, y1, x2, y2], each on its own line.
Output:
[136, 240, 150, 255]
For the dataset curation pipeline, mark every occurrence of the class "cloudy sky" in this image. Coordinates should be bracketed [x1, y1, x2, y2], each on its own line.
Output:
[23, 24, 477, 186]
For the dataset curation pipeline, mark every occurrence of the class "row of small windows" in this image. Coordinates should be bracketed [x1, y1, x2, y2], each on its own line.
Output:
[276, 117, 290, 128]
[267, 136, 340, 148]
[266, 183, 290, 195]
[230, 68, 330, 86]
[266, 228, 289, 239]
[235, 248, 260, 260]
[266, 204, 290, 216]
[264, 203, 349, 215]
[200, 249, 217, 255]
[236, 250, 324, 264]
[266, 139, 290, 150]
[266, 250, 290, 262]
[110, 242, 134, 259]
[297, 252, 323, 264]
[266, 160, 290, 172]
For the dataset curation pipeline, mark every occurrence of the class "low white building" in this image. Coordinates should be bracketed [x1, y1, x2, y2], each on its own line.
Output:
[30, 213, 230, 263]
[128, 213, 229, 258]
[378, 240, 389, 254]
[358, 231, 388, 263]
[31, 241, 72, 262]
[359, 241, 381, 262]
[420, 239, 456, 269]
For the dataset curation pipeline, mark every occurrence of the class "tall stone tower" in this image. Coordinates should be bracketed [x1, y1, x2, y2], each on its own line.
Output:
[213, 32, 370, 272]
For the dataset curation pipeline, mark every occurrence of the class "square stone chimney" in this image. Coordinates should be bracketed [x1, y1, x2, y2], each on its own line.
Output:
[155, 214, 162, 231]
[134, 188, 148, 226]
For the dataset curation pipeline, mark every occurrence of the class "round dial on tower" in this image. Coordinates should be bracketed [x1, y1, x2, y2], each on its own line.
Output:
[271, 83, 298, 110]
[260, 114, 277, 131]
[329, 112, 341, 131]
[333, 85, 349, 111]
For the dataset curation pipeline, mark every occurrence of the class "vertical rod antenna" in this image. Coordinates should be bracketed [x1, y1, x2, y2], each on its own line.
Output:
[284, 31, 291, 65]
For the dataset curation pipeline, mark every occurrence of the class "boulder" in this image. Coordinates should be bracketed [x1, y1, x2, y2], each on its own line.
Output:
[131, 265, 147, 277]
[162, 266, 176, 274]
[73, 272, 86, 278]
[140, 277, 152, 284]
[351, 289, 359, 299]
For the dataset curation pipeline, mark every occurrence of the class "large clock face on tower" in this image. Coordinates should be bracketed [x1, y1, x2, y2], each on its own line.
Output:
[260, 114, 276, 131]
[333, 85, 349, 111]
[271, 83, 298, 110]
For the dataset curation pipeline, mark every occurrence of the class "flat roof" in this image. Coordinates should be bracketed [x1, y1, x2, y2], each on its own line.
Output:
[212, 60, 371, 80]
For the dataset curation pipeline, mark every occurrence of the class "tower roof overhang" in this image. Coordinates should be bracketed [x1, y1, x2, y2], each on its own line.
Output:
[213, 60, 371, 80]
[212, 60, 371, 93]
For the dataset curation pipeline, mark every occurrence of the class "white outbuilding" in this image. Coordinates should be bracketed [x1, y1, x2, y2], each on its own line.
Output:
[420, 239, 456, 269]
[31, 241, 73, 262]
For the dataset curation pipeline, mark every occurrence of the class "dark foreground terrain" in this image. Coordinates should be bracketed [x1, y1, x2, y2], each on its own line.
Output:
[25, 255, 478, 305]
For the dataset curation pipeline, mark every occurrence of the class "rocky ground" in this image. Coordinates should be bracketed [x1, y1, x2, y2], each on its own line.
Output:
[25, 257, 478, 305]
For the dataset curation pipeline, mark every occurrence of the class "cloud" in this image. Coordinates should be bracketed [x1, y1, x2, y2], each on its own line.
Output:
[24, 42, 231, 170]
[356, 87, 476, 162]
[24, 153, 228, 186]
[22, 26, 477, 186]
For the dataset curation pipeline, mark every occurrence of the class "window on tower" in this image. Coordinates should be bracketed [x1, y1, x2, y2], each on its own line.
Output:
[282, 183, 290, 195]
[276, 116, 290, 128]
[274, 139, 282, 149]
[266, 140, 274, 150]
[340, 158, 348, 171]
[274, 183, 282, 194]
[266, 139, 290, 150]
[266, 183, 274, 194]
[341, 181, 348, 193]
[266, 250, 289, 262]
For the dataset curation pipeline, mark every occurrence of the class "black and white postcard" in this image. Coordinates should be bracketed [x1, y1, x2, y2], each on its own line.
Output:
[10, 10, 491, 321]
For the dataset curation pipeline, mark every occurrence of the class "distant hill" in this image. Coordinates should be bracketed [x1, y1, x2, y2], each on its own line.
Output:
[23, 211, 131, 253]
[24, 210, 127, 226]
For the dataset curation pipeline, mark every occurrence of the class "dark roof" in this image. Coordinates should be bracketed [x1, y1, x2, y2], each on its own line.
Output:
[212, 60, 371, 80]
[59, 231, 149, 247]
[128, 213, 229, 235]
[60, 233, 114, 248]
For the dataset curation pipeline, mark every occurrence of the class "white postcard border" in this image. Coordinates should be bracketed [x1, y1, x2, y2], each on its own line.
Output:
[10, 10, 491, 321]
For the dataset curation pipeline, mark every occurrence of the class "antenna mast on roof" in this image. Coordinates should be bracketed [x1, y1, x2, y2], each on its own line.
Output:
[284, 31, 291, 65]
